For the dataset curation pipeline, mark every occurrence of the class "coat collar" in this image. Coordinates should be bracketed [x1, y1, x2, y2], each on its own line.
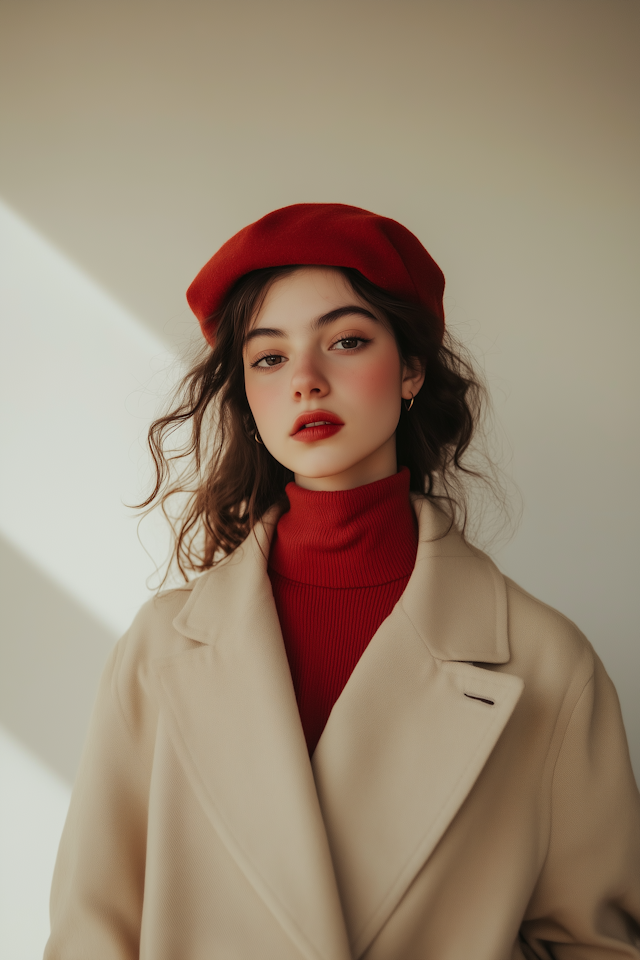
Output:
[401, 494, 510, 664]
[163, 496, 522, 959]
[174, 495, 510, 665]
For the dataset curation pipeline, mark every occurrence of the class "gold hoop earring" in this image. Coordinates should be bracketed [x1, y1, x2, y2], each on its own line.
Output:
[254, 430, 263, 445]
[404, 394, 414, 412]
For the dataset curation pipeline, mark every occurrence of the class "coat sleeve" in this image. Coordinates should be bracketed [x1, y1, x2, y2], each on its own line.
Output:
[43, 630, 152, 960]
[520, 653, 640, 959]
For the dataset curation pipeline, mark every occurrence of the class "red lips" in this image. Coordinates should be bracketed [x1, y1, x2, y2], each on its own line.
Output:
[290, 410, 344, 436]
[290, 410, 345, 443]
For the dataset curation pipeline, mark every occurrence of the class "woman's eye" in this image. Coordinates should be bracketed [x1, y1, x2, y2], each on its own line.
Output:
[253, 354, 285, 368]
[332, 337, 369, 350]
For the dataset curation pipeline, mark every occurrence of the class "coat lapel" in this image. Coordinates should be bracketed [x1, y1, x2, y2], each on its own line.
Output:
[311, 498, 524, 958]
[153, 510, 352, 960]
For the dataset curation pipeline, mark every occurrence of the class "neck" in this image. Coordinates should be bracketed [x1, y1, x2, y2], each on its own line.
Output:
[269, 466, 417, 588]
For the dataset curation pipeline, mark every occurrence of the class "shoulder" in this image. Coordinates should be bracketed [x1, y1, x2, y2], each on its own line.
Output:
[500, 573, 598, 706]
[129, 580, 196, 640]
[503, 575, 592, 657]
[121, 581, 197, 658]
[108, 577, 206, 731]
[490, 575, 633, 792]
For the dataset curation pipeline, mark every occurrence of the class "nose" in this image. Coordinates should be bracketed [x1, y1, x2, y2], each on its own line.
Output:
[289, 351, 330, 401]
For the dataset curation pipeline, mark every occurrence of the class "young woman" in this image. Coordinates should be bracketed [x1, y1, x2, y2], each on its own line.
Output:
[45, 204, 640, 960]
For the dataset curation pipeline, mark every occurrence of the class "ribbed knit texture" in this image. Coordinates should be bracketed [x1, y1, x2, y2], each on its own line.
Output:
[268, 467, 418, 754]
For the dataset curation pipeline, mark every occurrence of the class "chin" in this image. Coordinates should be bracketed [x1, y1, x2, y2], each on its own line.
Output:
[290, 463, 349, 481]
[278, 447, 351, 476]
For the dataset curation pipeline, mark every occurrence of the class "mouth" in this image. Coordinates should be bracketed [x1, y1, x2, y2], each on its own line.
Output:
[299, 420, 333, 430]
[291, 410, 344, 442]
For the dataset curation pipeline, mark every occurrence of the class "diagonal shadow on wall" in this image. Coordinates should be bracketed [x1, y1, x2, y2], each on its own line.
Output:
[0, 532, 118, 783]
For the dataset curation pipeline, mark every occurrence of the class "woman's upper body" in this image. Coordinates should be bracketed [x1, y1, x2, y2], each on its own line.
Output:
[44, 491, 640, 960]
[45, 204, 640, 958]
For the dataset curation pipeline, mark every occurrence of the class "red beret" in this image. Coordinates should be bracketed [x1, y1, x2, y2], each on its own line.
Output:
[186, 203, 445, 346]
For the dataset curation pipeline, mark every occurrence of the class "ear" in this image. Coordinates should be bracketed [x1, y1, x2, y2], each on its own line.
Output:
[401, 357, 426, 402]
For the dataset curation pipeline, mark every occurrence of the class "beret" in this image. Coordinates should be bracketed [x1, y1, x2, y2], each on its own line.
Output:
[186, 203, 445, 346]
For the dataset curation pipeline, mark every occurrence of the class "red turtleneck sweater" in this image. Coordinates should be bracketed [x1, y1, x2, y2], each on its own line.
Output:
[268, 467, 418, 754]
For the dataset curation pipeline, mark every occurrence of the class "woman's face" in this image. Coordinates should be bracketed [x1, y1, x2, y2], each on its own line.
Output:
[243, 267, 424, 491]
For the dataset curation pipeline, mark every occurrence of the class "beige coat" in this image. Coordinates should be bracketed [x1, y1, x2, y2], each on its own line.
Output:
[45, 497, 640, 960]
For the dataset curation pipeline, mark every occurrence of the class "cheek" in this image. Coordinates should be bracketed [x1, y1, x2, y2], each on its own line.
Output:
[244, 371, 282, 426]
[343, 352, 402, 408]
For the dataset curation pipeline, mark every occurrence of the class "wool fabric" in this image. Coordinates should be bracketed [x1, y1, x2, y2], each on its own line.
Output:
[186, 203, 445, 346]
[268, 467, 418, 754]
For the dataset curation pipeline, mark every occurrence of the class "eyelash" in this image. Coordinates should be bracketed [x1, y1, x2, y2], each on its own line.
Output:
[250, 336, 372, 369]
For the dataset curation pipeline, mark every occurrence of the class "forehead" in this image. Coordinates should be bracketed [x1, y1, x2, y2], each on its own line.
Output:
[249, 266, 369, 330]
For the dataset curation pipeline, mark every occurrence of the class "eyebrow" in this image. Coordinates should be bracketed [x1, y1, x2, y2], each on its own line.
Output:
[244, 306, 379, 345]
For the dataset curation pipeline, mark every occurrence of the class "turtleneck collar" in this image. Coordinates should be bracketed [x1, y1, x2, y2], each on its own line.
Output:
[268, 466, 418, 589]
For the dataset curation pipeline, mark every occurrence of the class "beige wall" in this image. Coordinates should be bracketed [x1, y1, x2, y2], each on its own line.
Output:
[1, 0, 639, 776]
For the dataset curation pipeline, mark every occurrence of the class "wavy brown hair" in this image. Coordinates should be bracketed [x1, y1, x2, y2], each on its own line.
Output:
[138, 265, 506, 581]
